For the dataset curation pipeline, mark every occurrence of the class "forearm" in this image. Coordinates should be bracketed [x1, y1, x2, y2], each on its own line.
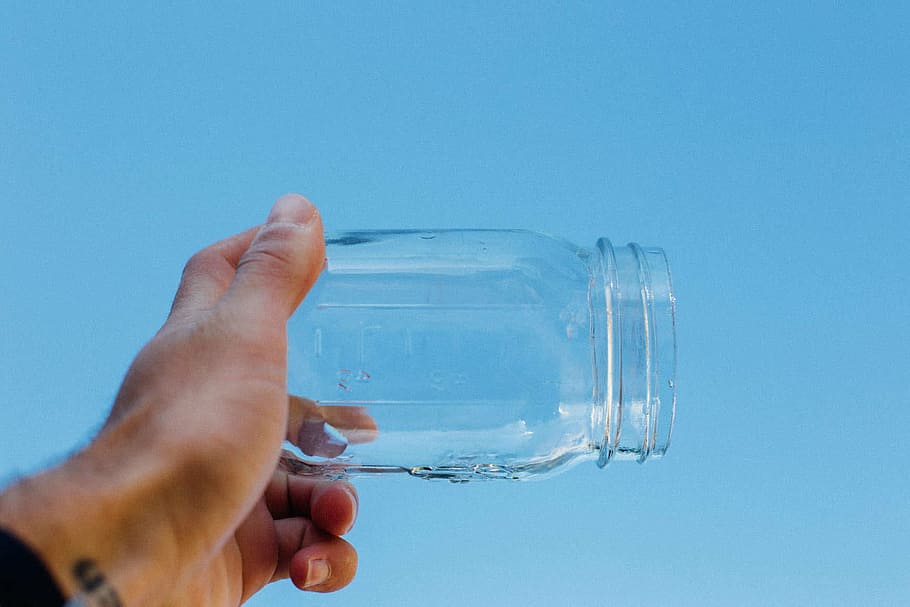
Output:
[0, 435, 180, 605]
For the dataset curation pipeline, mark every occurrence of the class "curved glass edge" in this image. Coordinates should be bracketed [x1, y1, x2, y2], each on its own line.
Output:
[593, 239, 677, 466]
[593, 238, 620, 468]
[632, 243, 677, 460]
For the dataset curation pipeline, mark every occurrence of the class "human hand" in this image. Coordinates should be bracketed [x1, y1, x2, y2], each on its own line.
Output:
[0, 194, 357, 605]
[286, 395, 379, 459]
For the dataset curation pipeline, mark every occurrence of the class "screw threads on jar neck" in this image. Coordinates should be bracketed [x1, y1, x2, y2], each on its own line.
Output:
[591, 238, 677, 467]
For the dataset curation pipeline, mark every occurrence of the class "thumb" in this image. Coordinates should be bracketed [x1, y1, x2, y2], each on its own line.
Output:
[223, 193, 326, 322]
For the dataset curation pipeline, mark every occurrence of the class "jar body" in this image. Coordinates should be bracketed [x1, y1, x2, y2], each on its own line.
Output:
[284, 230, 676, 481]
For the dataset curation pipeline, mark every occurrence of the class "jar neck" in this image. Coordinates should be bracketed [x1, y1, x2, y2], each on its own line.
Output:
[589, 238, 677, 466]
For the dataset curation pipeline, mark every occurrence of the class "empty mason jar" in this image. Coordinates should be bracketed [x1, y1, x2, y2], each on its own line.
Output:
[282, 230, 676, 481]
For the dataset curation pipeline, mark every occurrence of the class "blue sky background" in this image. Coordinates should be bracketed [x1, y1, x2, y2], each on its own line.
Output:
[2, 3, 908, 605]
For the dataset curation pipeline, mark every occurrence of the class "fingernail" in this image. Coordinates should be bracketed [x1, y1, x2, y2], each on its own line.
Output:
[304, 559, 331, 589]
[267, 193, 317, 225]
[342, 485, 359, 534]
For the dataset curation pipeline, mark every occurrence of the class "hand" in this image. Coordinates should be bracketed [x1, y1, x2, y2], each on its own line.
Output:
[286, 395, 378, 459]
[0, 194, 357, 605]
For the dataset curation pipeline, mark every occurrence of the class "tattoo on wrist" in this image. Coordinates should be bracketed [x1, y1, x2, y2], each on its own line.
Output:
[69, 558, 123, 607]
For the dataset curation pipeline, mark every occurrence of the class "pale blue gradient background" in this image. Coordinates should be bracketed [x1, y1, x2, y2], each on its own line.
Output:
[2, 3, 908, 606]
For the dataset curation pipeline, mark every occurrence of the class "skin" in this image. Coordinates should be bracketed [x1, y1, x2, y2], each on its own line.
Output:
[0, 194, 358, 605]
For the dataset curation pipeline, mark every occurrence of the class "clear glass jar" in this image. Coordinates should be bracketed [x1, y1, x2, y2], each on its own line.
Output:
[282, 230, 676, 481]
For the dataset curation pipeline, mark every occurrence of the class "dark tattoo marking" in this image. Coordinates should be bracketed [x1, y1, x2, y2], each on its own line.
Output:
[72, 559, 122, 607]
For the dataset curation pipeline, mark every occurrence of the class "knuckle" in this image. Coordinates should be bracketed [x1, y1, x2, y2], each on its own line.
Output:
[239, 225, 304, 276]
[181, 249, 219, 279]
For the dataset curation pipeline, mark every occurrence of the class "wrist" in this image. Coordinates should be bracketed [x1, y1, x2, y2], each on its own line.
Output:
[0, 441, 179, 605]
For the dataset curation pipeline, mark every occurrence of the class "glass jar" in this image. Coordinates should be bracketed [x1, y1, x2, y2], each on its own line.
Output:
[282, 230, 676, 481]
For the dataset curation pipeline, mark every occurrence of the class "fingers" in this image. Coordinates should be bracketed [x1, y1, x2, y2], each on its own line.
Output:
[265, 474, 360, 592]
[222, 193, 326, 323]
[287, 396, 347, 458]
[319, 404, 379, 445]
[264, 471, 359, 536]
[233, 500, 282, 602]
[308, 481, 359, 536]
[169, 194, 325, 327]
[286, 395, 380, 458]
[289, 533, 357, 593]
[167, 226, 260, 322]
[271, 518, 358, 592]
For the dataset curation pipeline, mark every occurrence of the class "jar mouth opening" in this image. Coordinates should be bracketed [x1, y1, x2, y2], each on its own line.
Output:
[593, 239, 677, 467]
